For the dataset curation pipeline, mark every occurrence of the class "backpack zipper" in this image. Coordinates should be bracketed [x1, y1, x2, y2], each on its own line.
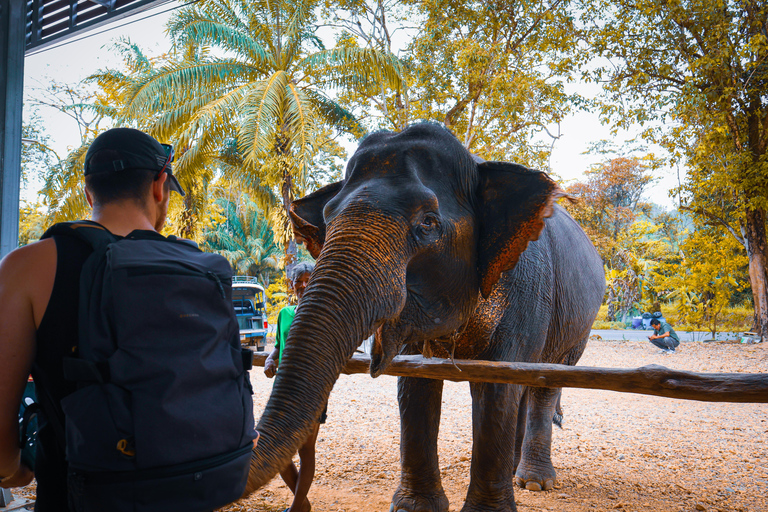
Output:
[74, 443, 253, 483]
[126, 266, 228, 299]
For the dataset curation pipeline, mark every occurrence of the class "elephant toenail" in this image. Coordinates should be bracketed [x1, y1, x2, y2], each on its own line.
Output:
[525, 481, 543, 491]
[514, 476, 525, 488]
[543, 479, 554, 491]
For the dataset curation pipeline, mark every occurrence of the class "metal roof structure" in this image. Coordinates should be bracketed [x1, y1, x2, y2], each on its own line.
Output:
[0, 0, 172, 257]
[26, 0, 173, 53]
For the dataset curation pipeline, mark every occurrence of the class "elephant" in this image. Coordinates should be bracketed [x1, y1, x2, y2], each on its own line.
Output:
[244, 123, 605, 512]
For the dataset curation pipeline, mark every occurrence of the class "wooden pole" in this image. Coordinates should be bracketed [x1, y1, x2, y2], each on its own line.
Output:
[251, 352, 768, 404]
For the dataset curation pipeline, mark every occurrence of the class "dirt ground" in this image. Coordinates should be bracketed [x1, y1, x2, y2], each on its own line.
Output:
[229, 339, 768, 512]
[10, 339, 767, 512]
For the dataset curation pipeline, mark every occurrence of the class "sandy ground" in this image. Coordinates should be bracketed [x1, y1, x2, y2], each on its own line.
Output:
[9, 339, 767, 512]
[229, 339, 768, 512]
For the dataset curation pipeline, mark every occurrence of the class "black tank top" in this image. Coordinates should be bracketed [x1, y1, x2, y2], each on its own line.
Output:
[32, 234, 92, 512]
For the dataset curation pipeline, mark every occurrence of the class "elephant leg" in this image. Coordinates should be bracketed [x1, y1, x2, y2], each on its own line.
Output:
[391, 376, 449, 512]
[513, 386, 561, 491]
[512, 388, 528, 473]
[461, 382, 522, 512]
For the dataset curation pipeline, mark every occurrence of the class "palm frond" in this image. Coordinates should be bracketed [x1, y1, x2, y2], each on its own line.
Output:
[299, 47, 406, 91]
[168, 10, 274, 68]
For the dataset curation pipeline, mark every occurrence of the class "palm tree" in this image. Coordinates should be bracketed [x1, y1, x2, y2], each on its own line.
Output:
[111, 0, 404, 259]
[202, 195, 282, 285]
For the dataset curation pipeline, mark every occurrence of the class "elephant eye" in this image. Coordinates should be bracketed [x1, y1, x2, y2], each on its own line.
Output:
[420, 214, 439, 231]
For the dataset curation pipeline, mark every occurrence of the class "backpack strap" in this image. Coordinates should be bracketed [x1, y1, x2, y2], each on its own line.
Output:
[41, 220, 117, 253]
[42, 221, 118, 381]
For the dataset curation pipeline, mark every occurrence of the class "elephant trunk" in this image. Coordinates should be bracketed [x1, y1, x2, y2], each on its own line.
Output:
[243, 209, 408, 494]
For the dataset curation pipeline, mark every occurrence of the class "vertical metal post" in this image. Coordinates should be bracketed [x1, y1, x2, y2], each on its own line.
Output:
[0, 0, 26, 258]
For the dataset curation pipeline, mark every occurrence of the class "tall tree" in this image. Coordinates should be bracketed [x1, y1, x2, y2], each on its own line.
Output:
[326, 0, 584, 168]
[661, 225, 749, 337]
[26, 81, 111, 224]
[405, 0, 583, 168]
[585, 0, 768, 339]
[565, 156, 666, 321]
[106, 0, 404, 260]
[88, 40, 220, 240]
[564, 156, 656, 258]
[322, 0, 415, 131]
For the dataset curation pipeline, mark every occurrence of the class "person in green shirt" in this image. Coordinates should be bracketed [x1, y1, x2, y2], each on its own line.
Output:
[264, 261, 324, 512]
[648, 318, 680, 353]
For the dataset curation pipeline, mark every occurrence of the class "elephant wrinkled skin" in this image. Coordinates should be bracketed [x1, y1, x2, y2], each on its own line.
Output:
[244, 123, 605, 512]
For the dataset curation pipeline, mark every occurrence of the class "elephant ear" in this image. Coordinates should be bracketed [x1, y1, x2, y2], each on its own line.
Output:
[289, 181, 344, 258]
[476, 161, 566, 298]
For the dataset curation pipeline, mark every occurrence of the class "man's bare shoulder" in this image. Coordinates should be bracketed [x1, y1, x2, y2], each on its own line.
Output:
[0, 238, 56, 279]
[0, 239, 57, 326]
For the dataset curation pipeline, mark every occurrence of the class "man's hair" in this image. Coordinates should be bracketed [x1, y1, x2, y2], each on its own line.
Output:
[289, 261, 315, 282]
[650, 318, 661, 326]
[85, 167, 163, 206]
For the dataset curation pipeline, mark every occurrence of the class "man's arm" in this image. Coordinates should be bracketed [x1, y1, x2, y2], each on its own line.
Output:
[0, 240, 55, 487]
[264, 347, 279, 378]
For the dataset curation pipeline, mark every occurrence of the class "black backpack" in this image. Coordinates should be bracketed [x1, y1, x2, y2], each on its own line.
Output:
[40, 221, 256, 512]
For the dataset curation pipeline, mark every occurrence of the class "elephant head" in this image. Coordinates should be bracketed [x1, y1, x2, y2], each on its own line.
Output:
[244, 123, 564, 493]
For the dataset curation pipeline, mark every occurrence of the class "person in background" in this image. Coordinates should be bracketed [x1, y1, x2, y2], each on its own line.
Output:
[648, 317, 680, 354]
[264, 261, 324, 512]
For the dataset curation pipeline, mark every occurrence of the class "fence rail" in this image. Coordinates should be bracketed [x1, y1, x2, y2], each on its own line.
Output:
[251, 352, 768, 403]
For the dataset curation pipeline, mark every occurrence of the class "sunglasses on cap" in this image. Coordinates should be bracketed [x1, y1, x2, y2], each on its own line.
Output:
[159, 143, 174, 176]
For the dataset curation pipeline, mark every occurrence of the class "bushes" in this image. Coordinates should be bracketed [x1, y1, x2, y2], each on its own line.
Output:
[661, 303, 753, 333]
[591, 302, 754, 332]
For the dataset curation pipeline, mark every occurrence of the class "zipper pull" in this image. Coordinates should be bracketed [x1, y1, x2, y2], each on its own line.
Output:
[207, 271, 226, 298]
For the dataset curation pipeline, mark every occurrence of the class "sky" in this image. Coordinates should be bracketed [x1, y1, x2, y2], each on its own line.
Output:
[22, 3, 680, 209]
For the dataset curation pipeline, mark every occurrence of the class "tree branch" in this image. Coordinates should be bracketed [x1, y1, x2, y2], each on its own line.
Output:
[679, 206, 745, 247]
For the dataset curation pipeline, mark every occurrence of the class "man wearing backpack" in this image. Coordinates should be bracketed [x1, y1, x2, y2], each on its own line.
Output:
[0, 128, 256, 511]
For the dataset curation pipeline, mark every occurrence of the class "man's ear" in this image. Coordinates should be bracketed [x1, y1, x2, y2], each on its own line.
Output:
[152, 172, 168, 203]
[289, 181, 344, 258]
[84, 187, 94, 208]
[476, 161, 566, 298]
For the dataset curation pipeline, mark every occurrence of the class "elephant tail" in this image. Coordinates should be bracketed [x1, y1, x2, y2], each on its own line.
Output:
[552, 393, 564, 429]
[552, 339, 587, 429]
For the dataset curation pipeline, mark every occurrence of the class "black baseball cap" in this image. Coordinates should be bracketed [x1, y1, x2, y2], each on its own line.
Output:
[84, 127, 185, 196]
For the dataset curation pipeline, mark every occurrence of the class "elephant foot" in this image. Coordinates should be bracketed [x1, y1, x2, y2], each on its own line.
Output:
[460, 487, 517, 512]
[513, 462, 556, 491]
[390, 485, 449, 512]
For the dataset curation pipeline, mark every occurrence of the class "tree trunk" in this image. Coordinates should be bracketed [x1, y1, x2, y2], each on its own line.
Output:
[743, 207, 768, 341]
[179, 190, 197, 240]
[279, 137, 296, 269]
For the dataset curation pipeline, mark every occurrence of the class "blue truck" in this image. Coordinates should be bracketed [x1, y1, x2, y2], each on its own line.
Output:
[232, 276, 268, 351]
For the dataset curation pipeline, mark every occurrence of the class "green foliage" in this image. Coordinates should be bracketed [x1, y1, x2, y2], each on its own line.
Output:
[266, 276, 290, 325]
[565, 156, 673, 320]
[21, 114, 60, 186]
[583, 0, 768, 337]
[407, 0, 582, 167]
[661, 303, 753, 334]
[565, 156, 657, 258]
[92, 0, 404, 247]
[18, 201, 46, 246]
[40, 143, 90, 225]
[328, 0, 584, 169]
[202, 195, 282, 284]
[592, 320, 627, 330]
[660, 227, 750, 337]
